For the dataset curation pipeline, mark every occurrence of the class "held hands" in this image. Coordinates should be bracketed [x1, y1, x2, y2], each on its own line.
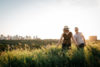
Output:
[84, 42, 86, 46]
[74, 42, 78, 47]
[76, 42, 78, 45]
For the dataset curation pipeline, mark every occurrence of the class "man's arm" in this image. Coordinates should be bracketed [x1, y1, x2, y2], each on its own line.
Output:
[81, 33, 86, 45]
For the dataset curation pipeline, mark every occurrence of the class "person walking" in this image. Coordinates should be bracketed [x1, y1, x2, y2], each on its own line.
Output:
[57, 26, 77, 51]
[74, 27, 86, 48]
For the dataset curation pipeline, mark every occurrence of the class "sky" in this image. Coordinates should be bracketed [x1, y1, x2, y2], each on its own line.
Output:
[0, 0, 100, 39]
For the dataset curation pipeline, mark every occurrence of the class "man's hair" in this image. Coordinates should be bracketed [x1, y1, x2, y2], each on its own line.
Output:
[75, 27, 78, 29]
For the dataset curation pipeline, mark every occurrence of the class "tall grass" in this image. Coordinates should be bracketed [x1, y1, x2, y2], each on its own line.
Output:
[0, 43, 100, 67]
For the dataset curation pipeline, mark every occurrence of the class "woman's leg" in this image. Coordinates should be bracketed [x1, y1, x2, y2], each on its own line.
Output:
[62, 44, 71, 56]
[62, 44, 66, 57]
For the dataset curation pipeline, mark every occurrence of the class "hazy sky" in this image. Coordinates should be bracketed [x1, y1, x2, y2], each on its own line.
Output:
[0, 0, 100, 39]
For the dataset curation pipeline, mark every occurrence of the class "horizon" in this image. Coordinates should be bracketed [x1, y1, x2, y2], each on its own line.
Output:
[0, 34, 99, 40]
[0, 0, 100, 39]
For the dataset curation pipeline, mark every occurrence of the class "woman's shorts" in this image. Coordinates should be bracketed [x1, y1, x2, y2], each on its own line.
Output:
[62, 43, 71, 50]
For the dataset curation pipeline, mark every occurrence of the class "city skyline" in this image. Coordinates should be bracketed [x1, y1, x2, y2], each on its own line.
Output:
[0, 0, 100, 39]
[0, 34, 40, 40]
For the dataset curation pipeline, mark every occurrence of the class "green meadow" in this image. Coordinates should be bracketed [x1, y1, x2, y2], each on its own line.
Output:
[0, 41, 100, 67]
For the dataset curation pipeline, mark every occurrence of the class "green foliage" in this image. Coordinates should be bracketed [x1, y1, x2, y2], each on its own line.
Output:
[0, 41, 100, 67]
[0, 40, 58, 51]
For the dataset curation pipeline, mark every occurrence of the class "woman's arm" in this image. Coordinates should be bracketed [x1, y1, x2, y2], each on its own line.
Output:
[56, 34, 63, 47]
[72, 35, 78, 45]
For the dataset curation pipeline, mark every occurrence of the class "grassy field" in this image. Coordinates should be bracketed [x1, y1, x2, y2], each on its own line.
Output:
[0, 40, 58, 51]
[0, 41, 100, 67]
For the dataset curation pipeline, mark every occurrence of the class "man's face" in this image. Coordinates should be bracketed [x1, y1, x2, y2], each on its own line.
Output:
[75, 27, 78, 32]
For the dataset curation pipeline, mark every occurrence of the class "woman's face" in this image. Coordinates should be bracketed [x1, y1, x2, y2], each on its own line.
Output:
[63, 29, 69, 33]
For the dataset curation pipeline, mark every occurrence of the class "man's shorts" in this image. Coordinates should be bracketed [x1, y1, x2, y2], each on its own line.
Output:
[78, 43, 85, 48]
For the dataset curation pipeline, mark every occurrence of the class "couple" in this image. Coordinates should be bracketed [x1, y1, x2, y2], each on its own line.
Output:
[57, 26, 86, 50]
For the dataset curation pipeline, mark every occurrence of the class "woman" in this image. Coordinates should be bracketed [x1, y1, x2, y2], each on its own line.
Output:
[57, 26, 77, 50]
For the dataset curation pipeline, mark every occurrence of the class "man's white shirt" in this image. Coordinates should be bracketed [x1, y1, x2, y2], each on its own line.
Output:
[74, 32, 84, 45]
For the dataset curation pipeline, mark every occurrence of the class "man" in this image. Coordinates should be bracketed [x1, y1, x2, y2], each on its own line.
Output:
[74, 27, 86, 48]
